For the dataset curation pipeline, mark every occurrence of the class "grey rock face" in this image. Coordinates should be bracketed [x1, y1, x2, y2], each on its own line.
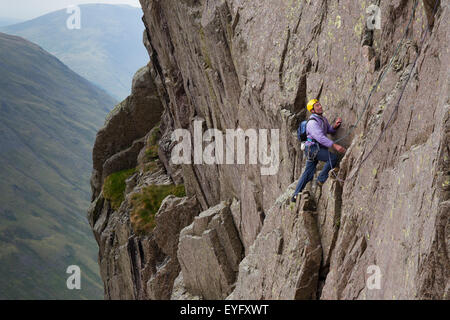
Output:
[171, 273, 202, 300]
[87, 191, 200, 299]
[228, 184, 322, 299]
[136, 0, 448, 300]
[91, 63, 164, 199]
[139, 0, 305, 251]
[89, 0, 448, 300]
[88, 61, 201, 298]
[315, 180, 342, 289]
[178, 201, 244, 299]
[154, 196, 201, 258]
[102, 137, 146, 185]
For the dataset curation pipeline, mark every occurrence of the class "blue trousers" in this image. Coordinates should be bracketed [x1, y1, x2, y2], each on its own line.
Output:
[293, 143, 338, 197]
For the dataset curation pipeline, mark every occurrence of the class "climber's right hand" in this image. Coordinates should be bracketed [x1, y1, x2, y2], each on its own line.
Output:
[333, 144, 346, 154]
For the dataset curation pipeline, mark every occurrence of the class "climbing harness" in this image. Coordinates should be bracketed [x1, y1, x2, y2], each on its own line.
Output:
[305, 143, 320, 162]
[327, 0, 440, 184]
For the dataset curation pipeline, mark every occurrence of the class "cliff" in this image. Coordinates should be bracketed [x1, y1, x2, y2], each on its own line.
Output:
[88, 0, 449, 299]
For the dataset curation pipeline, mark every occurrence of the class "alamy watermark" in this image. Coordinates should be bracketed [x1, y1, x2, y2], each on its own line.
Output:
[171, 119, 280, 176]
[66, 5, 81, 30]
[66, 265, 81, 290]
[366, 5, 381, 30]
[366, 265, 382, 290]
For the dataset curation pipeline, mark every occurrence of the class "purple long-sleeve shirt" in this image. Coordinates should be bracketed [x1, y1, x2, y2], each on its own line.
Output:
[305, 114, 336, 148]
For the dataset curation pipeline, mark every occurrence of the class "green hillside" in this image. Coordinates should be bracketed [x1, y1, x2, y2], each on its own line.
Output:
[0, 32, 116, 299]
[1, 4, 148, 100]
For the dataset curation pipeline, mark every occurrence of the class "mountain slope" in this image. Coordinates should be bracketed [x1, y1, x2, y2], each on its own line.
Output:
[1, 4, 148, 100]
[0, 17, 22, 27]
[0, 32, 116, 299]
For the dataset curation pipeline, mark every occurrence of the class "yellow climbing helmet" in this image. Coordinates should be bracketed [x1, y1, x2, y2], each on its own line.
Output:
[307, 99, 318, 112]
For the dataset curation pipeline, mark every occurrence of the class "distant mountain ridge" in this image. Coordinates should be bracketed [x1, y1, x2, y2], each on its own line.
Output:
[0, 17, 23, 27]
[0, 32, 116, 299]
[1, 4, 149, 100]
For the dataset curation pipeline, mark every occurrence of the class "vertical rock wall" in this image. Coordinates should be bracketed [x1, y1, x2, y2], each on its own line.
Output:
[89, 0, 449, 299]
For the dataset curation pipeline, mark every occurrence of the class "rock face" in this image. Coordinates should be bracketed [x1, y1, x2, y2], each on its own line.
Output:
[88, 0, 449, 299]
[228, 185, 322, 300]
[88, 64, 201, 299]
[91, 63, 164, 200]
[88, 192, 200, 299]
[178, 201, 244, 299]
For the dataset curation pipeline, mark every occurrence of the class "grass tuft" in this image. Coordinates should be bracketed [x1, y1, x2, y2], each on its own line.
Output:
[130, 184, 185, 234]
[145, 126, 160, 160]
[103, 168, 137, 210]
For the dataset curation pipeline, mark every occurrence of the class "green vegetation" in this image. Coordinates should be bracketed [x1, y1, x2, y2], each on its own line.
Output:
[0, 32, 115, 299]
[141, 126, 161, 174]
[103, 168, 137, 210]
[335, 218, 341, 229]
[145, 126, 160, 161]
[130, 184, 186, 234]
[143, 161, 159, 174]
[289, 202, 295, 212]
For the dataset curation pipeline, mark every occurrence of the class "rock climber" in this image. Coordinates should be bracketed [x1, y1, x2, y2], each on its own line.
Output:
[291, 99, 346, 202]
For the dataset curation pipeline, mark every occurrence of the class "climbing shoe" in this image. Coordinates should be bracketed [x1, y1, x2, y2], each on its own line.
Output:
[291, 193, 299, 203]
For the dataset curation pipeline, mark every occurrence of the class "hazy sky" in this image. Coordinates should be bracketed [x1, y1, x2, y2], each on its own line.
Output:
[0, 0, 142, 20]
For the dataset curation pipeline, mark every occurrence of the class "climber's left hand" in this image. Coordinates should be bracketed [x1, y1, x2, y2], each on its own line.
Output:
[333, 117, 342, 129]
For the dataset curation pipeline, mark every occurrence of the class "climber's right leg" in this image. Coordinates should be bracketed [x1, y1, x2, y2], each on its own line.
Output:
[292, 145, 319, 202]
[292, 160, 317, 202]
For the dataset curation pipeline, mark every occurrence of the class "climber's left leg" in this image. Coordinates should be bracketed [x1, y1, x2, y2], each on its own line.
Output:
[316, 147, 338, 183]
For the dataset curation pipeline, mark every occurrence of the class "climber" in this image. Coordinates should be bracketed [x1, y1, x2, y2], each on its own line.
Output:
[291, 99, 346, 202]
